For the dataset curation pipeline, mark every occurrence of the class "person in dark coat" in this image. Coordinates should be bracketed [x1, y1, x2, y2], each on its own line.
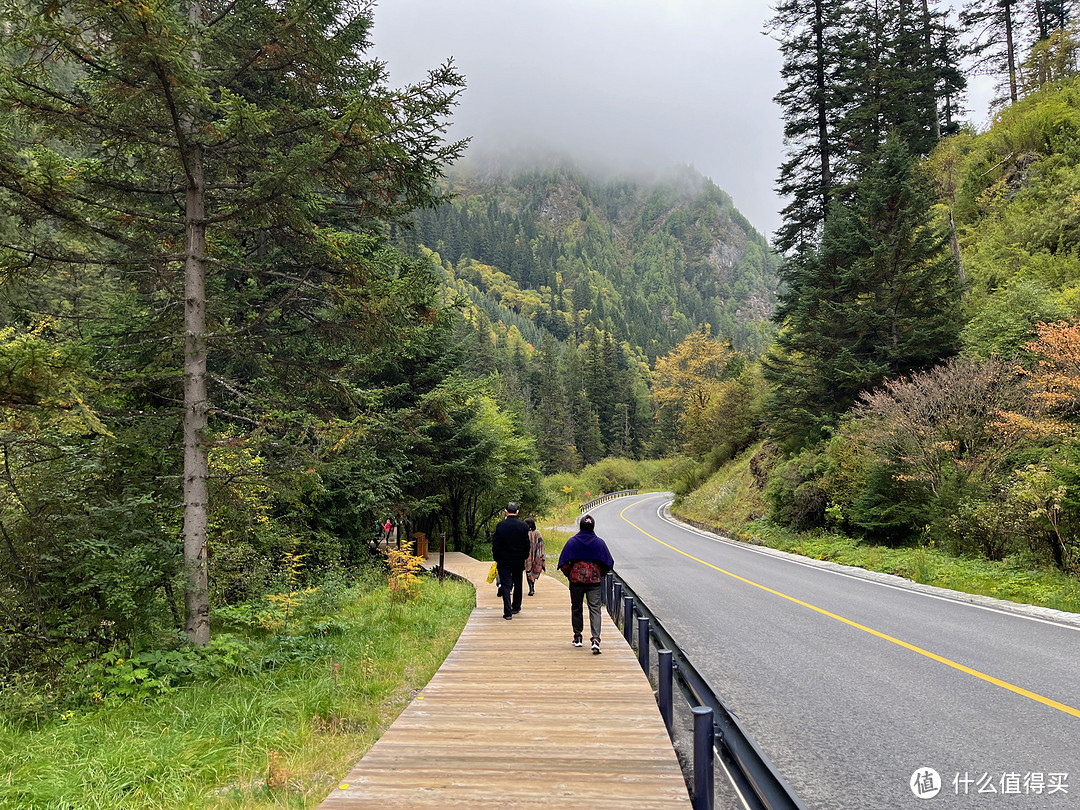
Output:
[492, 501, 531, 619]
[557, 513, 614, 653]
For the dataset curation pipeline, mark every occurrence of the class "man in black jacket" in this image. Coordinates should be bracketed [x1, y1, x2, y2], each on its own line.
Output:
[492, 501, 531, 619]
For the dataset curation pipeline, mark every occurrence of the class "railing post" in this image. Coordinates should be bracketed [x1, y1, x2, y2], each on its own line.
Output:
[658, 649, 673, 739]
[623, 595, 634, 643]
[637, 616, 650, 673]
[612, 581, 622, 620]
[692, 706, 715, 810]
[439, 532, 445, 583]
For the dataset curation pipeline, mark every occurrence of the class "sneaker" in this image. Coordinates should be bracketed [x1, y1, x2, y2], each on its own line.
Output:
[572, 634, 583, 647]
[591, 638, 601, 654]
[503, 614, 512, 620]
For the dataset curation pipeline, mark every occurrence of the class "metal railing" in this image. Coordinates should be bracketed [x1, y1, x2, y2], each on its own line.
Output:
[603, 572, 807, 810]
[579, 489, 638, 512]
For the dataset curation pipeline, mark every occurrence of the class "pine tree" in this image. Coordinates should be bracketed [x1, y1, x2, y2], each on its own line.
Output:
[764, 137, 962, 447]
[0, 0, 463, 643]
[770, 0, 849, 253]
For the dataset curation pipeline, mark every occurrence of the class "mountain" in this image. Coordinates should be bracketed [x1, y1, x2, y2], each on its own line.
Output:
[396, 159, 780, 361]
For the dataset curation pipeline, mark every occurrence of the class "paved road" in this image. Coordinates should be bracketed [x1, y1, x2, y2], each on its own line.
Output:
[586, 493, 1080, 809]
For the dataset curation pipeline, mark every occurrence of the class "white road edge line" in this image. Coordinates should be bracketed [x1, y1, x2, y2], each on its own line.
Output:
[644, 498, 1080, 634]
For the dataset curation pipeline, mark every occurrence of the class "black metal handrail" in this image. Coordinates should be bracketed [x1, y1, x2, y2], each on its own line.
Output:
[604, 572, 807, 810]
[579, 489, 638, 513]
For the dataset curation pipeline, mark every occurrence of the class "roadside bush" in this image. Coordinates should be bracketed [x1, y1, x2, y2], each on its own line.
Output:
[766, 450, 828, 530]
[946, 491, 1029, 561]
[842, 357, 1035, 543]
[671, 457, 712, 499]
[589, 457, 640, 493]
[636, 456, 696, 489]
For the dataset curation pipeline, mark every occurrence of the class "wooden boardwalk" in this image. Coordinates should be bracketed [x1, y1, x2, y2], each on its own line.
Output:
[320, 552, 691, 808]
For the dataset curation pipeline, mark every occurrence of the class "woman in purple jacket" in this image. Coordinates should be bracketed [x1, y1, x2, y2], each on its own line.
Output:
[557, 514, 614, 654]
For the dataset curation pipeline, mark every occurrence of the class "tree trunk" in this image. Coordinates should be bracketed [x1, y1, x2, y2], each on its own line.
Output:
[181, 0, 210, 647]
[949, 208, 965, 284]
[814, 0, 833, 215]
[1004, 0, 1018, 103]
[919, 0, 940, 141]
[183, 140, 210, 646]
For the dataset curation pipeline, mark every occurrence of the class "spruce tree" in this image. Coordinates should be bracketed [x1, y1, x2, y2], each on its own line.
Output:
[770, 0, 849, 253]
[764, 136, 962, 447]
[0, 0, 464, 643]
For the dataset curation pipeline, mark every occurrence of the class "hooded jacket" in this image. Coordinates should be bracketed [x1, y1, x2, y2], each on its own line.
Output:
[557, 528, 614, 582]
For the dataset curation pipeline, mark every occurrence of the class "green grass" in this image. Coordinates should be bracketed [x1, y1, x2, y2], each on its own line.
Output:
[735, 521, 1080, 613]
[0, 575, 475, 809]
[669, 443, 1080, 615]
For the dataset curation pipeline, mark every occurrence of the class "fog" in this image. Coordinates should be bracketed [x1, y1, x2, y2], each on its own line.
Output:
[369, 0, 994, 244]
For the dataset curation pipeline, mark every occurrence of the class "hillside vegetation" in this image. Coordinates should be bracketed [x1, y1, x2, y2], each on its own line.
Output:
[674, 76, 1080, 603]
[399, 162, 779, 359]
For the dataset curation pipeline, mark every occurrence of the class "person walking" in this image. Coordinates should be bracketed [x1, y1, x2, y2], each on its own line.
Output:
[557, 513, 614, 654]
[492, 502, 531, 620]
[524, 518, 545, 596]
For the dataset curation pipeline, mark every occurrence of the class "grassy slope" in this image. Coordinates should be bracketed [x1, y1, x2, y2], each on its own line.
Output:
[673, 443, 1080, 614]
[0, 576, 474, 810]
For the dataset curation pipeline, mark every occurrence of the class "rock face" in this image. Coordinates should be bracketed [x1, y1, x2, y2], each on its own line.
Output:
[538, 181, 580, 228]
[711, 236, 744, 274]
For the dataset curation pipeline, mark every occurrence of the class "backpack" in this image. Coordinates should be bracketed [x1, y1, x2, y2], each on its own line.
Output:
[568, 560, 602, 584]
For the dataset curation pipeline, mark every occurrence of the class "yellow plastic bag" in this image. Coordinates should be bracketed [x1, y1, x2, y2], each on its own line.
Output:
[486, 562, 498, 583]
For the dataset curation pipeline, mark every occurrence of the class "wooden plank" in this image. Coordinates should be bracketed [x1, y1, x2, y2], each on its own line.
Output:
[319, 551, 690, 808]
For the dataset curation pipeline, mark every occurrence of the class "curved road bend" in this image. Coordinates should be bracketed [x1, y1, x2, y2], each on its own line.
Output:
[586, 492, 1080, 810]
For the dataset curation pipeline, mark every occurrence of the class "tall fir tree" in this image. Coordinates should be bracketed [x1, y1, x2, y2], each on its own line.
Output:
[840, 0, 965, 177]
[0, 0, 463, 643]
[530, 341, 578, 473]
[962, 0, 1022, 104]
[770, 0, 849, 254]
[764, 137, 962, 447]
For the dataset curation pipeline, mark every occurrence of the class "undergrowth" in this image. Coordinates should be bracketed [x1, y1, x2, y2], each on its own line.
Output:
[737, 520, 1080, 614]
[0, 572, 474, 809]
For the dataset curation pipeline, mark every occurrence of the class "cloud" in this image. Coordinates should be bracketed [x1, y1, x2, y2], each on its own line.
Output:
[370, 0, 786, 240]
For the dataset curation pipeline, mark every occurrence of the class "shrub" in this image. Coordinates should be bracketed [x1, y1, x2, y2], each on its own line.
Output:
[765, 450, 828, 530]
[589, 457, 640, 493]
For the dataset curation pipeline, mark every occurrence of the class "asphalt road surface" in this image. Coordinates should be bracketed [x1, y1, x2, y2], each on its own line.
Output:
[585, 493, 1080, 810]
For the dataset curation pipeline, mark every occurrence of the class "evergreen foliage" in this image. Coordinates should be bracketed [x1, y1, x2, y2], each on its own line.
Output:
[399, 162, 780, 359]
[770, 0, 965, 253]
[0, 2, 546, 666]
[12, 0, 1080, 720]
[765, 137, 962, 447]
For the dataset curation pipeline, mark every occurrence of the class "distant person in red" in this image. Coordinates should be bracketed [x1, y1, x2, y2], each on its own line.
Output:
[557, 513, 614, 654]
[491, 502, 531, 620]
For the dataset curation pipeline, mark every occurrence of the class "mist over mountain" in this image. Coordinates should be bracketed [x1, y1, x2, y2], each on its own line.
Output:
[398, 156, 780, 360]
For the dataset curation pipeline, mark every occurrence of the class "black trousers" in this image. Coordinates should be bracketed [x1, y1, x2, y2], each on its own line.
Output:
[497, 562, 524, 616]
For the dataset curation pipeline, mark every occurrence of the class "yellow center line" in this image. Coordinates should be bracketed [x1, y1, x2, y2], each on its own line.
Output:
[618, 498, 1080, 720]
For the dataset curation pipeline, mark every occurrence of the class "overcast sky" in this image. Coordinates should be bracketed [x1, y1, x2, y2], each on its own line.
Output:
[370, 0, 993, 244]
